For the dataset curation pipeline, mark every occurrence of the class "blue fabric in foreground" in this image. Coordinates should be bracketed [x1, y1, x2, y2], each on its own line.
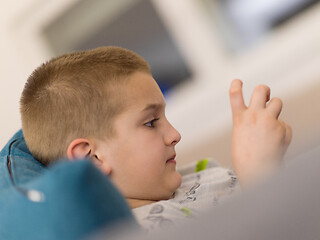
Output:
[0, 130, 135, 240]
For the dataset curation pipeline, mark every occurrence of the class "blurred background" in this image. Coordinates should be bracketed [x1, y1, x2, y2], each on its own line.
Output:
[1, 0, 320, 167]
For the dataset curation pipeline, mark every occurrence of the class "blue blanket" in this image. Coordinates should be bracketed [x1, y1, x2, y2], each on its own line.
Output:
[0, 130, 135, 240]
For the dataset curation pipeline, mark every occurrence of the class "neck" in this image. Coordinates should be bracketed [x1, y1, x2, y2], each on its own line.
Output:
[126, 198, 157, 209]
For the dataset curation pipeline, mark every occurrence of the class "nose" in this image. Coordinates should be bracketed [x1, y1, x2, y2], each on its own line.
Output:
[165, 121, 181, 146]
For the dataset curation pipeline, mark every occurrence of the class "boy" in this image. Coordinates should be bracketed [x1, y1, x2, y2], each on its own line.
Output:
[20, 46, 292, 230]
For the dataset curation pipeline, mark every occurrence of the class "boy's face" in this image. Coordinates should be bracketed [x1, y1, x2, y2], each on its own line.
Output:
[96, 71, 182, 201]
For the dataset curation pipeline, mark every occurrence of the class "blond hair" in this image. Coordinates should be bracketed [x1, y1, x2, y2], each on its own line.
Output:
[20, 46, 150, 165]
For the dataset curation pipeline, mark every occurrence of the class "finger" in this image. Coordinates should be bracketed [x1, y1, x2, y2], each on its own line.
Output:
[282, 120, 293, 147]
[249, 85, 270, 109]
[229, 79, 247, 117]
[267, 97, 283, 119]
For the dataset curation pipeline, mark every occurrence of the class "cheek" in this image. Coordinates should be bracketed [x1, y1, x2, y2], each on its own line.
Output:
[126, 140, 166, 176]
[129, 145, 165, 175]
[110, 130, 166, 173]
[127, 131, 164, 155]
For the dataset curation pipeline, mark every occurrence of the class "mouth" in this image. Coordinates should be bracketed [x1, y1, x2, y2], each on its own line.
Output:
[166, 154, 176, 164]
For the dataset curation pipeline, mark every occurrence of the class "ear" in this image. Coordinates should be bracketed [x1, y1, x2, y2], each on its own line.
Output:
[67, 138, 92, 160]
[67, 138, 112, 175]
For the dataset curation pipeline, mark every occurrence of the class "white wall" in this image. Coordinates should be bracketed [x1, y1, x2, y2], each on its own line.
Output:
[0, 1, 76, 148]
[155, 0, 320, 166]
[1, 0, 320, 168]
[0, 1, 37, 148]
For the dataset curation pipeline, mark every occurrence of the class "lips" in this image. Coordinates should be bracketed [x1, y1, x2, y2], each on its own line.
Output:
[166, 154, 176, 164]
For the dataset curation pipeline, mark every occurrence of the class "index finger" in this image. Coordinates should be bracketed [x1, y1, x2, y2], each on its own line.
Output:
[229, 79, 247, 117]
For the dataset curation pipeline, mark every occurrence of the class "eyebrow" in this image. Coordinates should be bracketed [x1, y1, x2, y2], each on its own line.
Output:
[141, 103, 166, 112]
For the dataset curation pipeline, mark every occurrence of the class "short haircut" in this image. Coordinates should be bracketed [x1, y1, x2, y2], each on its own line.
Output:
[20, 46, 151, 165]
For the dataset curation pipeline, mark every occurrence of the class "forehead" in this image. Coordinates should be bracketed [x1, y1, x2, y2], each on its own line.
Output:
[121, 72, 165, 109]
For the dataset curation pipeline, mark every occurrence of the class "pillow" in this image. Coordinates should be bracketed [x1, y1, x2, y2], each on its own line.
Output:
[0, 130, 136, 240]
[0, 129, 46, 192]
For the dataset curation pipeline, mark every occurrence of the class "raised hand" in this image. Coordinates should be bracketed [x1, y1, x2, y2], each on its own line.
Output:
[229, 79, 292, 187]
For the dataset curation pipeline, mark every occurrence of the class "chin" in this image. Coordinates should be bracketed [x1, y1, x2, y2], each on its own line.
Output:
[154, 174, 182, 201]
[169, 172, 182, 194]
[174, 172, 182, 188]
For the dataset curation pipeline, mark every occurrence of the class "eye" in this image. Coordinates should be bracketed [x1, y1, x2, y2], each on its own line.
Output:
[144, 118, 159, 128]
